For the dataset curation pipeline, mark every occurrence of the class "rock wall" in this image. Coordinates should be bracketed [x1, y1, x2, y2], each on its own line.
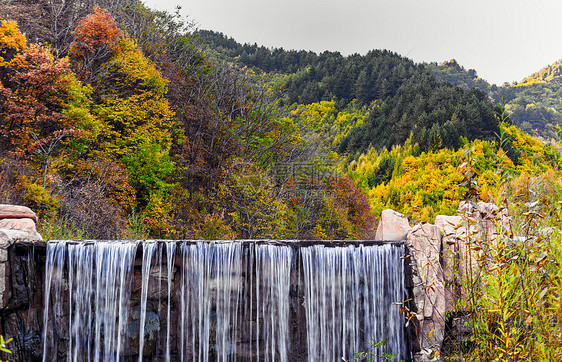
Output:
[0, 204, 42, 308]
[0, 205, 43, 361]
[373, 202, 512, 361]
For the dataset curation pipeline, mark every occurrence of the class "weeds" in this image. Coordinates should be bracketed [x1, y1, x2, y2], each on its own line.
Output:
[444, 176, 562, 360]
[350, 340, 402, 362]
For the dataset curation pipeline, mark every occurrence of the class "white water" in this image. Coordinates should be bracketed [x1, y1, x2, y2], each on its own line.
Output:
[138, 241, 157, 361]
[165, 242, 176, 362]
[178, 242, 244, 361]
[301, 244, 406, 361]
[42, 242, 65, 362]
[253, 244, 293, 362]
[42, 241, 137, 362]
[41, 241, 407, 361]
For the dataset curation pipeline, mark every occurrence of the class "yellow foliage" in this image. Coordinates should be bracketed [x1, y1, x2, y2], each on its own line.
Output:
[291, 100, 372, 149]
[349, 141, 464, 222]
[96, 93, 174, 157]
[194, 212, 236, 240]
[22, 180, 60, 217]
[141, 192, 174, 238]
[93, 36, 174, 160]
[348, 124, 562, 223]
[0, 20, 27, 65]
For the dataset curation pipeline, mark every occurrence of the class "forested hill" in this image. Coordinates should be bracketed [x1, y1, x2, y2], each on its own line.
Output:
[2, 0, 555, 244]
[198, 30, 499, 154]
[423, 58, 562, 141]
[425, 59, 493, 93]
[493, 60, 562, 140]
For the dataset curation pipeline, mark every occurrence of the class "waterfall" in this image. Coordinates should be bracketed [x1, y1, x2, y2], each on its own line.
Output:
[42, 241, 137, 362]
[252, 244, 293, 362]
[177, 242, 244, 361]
[301, 244, 406, 361]
[41, 241, 408, 361]
[165, 242, 176, 362]
[138, 241, 157, 361]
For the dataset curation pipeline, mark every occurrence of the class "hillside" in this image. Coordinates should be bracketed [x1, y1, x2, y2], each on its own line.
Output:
[199, 30, 499, 154]
[0, 0, 558, 238]
[0, 0, 386, 241]
[495, 60, 562, 140]
[425, 59, 494, 93]
[425, 57, 562, 140]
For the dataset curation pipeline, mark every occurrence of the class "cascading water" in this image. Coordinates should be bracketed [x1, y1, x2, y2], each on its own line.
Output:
[165, 242, 176, 362]
[42, 241, 137, 362]
[40, 240, 408, 361]
[301, 244, 406, 361]
[251, 244, 293, 362]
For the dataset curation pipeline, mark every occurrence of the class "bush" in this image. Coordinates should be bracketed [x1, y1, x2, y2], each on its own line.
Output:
[445, 174, 562, 360]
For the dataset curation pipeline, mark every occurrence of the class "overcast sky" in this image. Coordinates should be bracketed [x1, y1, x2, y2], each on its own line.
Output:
[142, 0, 562, 85]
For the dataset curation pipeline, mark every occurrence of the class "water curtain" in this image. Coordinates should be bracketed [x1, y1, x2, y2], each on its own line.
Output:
[41, 241, 407, 361]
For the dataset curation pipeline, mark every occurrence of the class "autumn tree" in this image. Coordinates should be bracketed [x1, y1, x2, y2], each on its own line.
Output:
[69, 6, 122, 81]
[0, 20, 94, 185]
[69, 8, 176, 236]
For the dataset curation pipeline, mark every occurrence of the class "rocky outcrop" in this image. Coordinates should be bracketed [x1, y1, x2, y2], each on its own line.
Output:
[406, 201, 513, 361]
[375, 209, 412, 241]
[407, 223, 445, 361]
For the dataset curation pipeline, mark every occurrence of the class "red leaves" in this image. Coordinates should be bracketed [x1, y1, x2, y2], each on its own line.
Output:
[324, 176, 377, 238]
[69, 7, 123, 81]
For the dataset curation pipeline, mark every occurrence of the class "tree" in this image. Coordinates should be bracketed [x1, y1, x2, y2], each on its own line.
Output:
[69, 6, 122, 81]
[70, 9, 175, 208]
[0, 20, 94, 185]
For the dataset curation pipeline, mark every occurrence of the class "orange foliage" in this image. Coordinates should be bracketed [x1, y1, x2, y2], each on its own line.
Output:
[0, 21, 89, 159]
[69, 7, 122, 59]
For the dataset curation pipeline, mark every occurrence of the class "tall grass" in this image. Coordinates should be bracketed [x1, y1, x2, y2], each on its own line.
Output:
[36, 215, 91, 240]
[446, 176, 562, 360]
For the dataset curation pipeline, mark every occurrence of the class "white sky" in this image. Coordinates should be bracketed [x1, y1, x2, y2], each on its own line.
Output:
[142, 0, 562, 85]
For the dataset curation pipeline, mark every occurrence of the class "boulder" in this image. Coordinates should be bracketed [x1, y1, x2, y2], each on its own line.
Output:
[0, 204, 37, 222]
[0, 218, 42, 241]
[0, 229, 29, 250]
[407, 222, 445, 359]
[375, 209, 411, 241]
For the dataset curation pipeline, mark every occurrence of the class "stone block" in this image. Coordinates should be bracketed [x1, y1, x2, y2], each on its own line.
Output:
[375, 209, 411, 241]
[0, 204, 37, 222]
[0, 218, 42, 241]
[407, 222, 446, 355]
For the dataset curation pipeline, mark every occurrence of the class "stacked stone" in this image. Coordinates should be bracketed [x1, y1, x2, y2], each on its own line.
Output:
[0, 204, 42, 243]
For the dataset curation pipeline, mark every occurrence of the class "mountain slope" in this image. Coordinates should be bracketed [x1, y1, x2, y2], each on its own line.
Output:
[199, 30, 499, 154]
[424, 57, 562, 140]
